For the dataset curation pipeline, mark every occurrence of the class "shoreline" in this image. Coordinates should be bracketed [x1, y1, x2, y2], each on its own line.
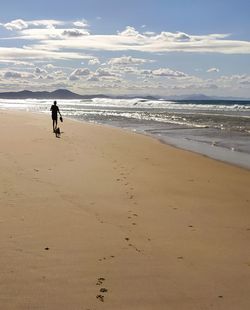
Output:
[2, 108, 250, 172]
[1, 101, 250, 170]
[59, 114, 250, 171]
[1, 110, 250, 309]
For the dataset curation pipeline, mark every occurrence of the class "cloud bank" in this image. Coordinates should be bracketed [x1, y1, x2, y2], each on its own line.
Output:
[0, 19, 249, 96]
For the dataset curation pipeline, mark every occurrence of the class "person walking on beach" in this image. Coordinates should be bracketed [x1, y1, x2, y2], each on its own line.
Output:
[50, 100, 62, 132]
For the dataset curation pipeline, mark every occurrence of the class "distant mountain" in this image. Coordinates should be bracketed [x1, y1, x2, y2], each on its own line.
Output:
[0, 89, 109, 100]
[0, 89, 248, 101]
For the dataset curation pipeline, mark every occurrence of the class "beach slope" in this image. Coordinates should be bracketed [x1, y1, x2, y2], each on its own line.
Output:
[0, 111, 250, 310]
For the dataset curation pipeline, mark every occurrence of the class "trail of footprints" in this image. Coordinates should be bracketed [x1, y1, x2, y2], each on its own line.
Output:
[94, 158, 200, 304]
[114, 160, 150, 253]
[96, 277, 108, 302]
[113, 160, 144, 251]
[113, 160, 137, 204]
[94, 158, 152, 303]
[93, 158, 214, 305]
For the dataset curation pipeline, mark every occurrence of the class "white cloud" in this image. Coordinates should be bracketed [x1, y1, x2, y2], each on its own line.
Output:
[3, 21, 250, 55]
[216, 74, 250, 88]
[0, 46, 88, 61]
[72, 68, 90, 76]
[154, 31, 192, 42]
[45, 63, 56, 69]
[143, 31, 156, 36]
[45, 75, 54, 80]
[3, 19, 28, 30]
[1, 19, 64, 31]
[69, 68, 91, 80]
[29, 20, 64, 28]
[3, 70, 35, 79]
[29, 27, 250, 54]
[62, 29, 89, 37]
[4, 71, 23, 78]
[0, 19, 249, 96]
[108, 56, 152, 66]
[140, 69, 153, 75]
[118, 26, 139, 37]
[35, 67, 48, 75]
[87, 75, 100, 82]
[119, 66, 140, 74]
[69, 75, 79, 81]
[88, 58, 101, 65]
[207, 67, 220, 73]
[73, 20, 88, 28]
[95, 67, 117, 77]
[152, 68, 187, 78]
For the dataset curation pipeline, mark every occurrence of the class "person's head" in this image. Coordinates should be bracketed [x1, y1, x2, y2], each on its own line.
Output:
[54, 100, 57, 105]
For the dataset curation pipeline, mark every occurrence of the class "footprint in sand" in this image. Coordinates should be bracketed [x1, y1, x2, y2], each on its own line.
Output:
[96, 294, 104, 302]
[98, 257, 106, 261]
[100, 288, 108, 293]
[96, 277, 105, 286]
[99, 256, 115, 262]
[129, 243, 141, 253]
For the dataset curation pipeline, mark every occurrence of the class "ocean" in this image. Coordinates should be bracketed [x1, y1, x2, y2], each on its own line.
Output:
[1, 98, 250, 169]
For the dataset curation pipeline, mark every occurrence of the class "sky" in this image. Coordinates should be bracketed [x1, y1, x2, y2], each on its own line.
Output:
[0, 0, 250, 97]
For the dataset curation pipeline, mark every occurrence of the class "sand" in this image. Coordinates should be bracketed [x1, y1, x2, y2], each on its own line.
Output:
[0, 110, 250, 310]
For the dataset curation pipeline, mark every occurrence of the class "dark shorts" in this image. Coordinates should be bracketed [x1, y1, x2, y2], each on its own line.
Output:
[52, 115, 58, 121]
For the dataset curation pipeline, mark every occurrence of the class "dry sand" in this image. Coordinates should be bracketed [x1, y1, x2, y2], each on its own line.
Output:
[0, 110, 250, 310]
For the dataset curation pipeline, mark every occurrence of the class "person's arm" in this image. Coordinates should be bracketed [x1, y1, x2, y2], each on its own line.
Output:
[58, 107, 62, 116]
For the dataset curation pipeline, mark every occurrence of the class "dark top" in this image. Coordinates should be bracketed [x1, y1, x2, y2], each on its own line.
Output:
[50, 105, 59, 119]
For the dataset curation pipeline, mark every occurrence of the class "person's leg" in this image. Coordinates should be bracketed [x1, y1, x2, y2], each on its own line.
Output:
[53, 119, 56, 132]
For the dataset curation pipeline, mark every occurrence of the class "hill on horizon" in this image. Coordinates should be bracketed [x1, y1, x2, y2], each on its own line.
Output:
[0, 89, 249, 101]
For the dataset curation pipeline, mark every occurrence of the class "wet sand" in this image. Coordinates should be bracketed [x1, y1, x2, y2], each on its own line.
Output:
[0, 110, 250, 310]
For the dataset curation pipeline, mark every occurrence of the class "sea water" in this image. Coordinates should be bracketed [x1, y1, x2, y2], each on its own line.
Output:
[0, 98, 249, 169]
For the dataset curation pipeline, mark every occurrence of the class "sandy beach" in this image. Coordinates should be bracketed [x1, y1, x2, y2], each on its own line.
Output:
[0, 110, 250, 310]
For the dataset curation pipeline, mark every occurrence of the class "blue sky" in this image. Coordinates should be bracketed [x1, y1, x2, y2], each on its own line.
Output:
[0, 0, 250, 97]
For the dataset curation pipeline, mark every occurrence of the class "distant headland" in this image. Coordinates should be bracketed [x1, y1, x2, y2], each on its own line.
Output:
[0, 89, 107, 100]
[0, 89, 248, 101]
